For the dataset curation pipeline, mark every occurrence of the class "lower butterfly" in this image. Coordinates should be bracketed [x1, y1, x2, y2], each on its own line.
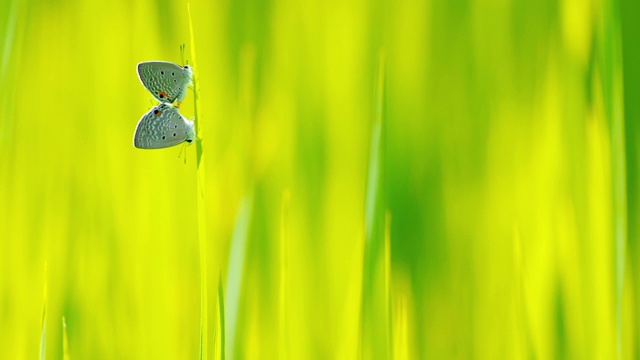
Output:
[133, 103, 195, 149]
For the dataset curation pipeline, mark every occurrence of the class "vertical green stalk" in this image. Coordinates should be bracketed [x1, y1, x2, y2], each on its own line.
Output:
[62, 317, 70, 360]
[188, 4, 209, 360]
[384, 211, 393, 359]
[217, 276, 226, 360]
[39, 263, 48, 360]
[361, 52, 388, 359]
[225, 196, 252, 360]
[601, 1, 626, 357]
[0, 0, 18, 85]
[279, 190, 290, 360]
[224, 45, 256, 359]
[513, 225, 534, 358]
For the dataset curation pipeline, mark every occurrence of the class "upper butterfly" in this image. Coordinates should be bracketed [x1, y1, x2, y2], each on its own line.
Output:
[137, 61, 193, 106]
[133, 103, 196, 149]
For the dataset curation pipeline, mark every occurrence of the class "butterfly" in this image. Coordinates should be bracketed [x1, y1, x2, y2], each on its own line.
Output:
[137, 61, 193, 107]
[133, 103, 195, 149]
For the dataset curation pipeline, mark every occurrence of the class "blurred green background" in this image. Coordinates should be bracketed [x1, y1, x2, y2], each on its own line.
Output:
[1, 0, 638, 358]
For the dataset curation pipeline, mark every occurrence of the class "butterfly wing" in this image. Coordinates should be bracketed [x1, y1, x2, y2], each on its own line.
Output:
[137, 61, 192, 104]
[133, 104, 195, 149]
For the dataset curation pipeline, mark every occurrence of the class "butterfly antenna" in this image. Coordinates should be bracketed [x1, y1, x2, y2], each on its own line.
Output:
[180, 44, 187, 66]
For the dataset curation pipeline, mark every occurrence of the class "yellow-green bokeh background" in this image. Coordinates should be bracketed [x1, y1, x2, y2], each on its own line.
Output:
[1, 0, 639, 358]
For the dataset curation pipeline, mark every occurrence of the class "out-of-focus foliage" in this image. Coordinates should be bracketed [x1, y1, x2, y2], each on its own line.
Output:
[0, 0, 637, 358]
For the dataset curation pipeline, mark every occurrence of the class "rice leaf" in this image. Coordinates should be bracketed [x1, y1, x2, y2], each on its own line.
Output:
[188, 4, 210, 360]
[361, 51, 389, 359]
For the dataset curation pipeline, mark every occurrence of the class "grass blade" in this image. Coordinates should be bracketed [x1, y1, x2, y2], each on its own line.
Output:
[385, 211, 392, 358]
[600, 4, 627, 357]
[361, 52, 389, 359]
[188, 4, 209, 360]
[279, 190, 290, 360]
[0, 0, 18, 83]
[62, 317, 70, 360]
[217, 276, 226, 360]
[39, 263, 47, 360]
[225, 195, 253, 360]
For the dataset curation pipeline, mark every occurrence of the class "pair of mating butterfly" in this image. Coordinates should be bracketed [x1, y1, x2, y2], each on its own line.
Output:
[133, 61, 195, 149]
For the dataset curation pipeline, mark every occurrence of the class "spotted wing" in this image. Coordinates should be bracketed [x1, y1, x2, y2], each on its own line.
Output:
[133, 104, 194, 149]
[137, 61, 192, 104]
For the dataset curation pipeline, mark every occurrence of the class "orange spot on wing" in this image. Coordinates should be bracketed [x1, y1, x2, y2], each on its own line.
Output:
[158, 91, 169, 99]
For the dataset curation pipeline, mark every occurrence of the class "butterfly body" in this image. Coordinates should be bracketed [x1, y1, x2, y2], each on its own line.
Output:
[133, 103, 195, 149]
